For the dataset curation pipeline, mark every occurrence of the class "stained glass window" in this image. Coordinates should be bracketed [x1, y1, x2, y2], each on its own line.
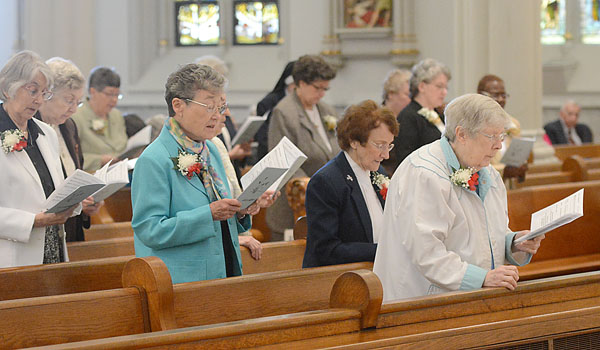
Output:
[581, 0, 600, 43]
[233, 1, 280, 45]
[175, 1, 220, 46]
[541, 0, 566, 44]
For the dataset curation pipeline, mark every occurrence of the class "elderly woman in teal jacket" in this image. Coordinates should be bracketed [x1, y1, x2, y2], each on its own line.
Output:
[131, 63, 259, 284]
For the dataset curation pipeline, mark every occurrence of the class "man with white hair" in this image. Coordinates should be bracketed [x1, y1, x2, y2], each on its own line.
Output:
[544, 100, 593, 145]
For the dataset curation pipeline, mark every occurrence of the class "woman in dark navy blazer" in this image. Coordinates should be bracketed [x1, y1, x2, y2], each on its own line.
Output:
[303, 100, 399, 267]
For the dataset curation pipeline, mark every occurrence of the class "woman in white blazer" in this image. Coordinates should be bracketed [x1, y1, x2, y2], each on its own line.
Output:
[0, 51, 78, 267]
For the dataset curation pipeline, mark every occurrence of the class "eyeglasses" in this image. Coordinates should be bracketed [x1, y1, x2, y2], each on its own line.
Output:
[60, 95, 84, 108]
[370, 141, 394, 152]
[480, 91, 510, 100]
[480, 132, 507, 143]
[23, 84, 53, 101]
[310, 83, 330, 92]
[100, 90, 123, 100]
[185, 98, 228, 115]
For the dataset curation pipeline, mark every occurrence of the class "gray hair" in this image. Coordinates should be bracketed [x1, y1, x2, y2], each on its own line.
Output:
[164, 63, 227, 117]
[409, 58, 451, 98]
[195, 55, 229, 77]
[88, 66, 120, 92]
[444, 93, 510, 142]
[382, 69, 411, 101]
[45, 57, 85, 92]
[560, 99, 580, 113]
[0, 50, 54, 101]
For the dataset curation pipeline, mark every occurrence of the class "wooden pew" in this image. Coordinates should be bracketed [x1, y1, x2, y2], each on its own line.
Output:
[0, 257, 168, 349]
[30, 269, 381, 350]
[553, 143, 600, 161]
[84, 222, 133, 241]
[67, 237, 307, 275]
[508, 180, 600, 280]
[0, 256, 131, 301]
[102, 187, 132, 222]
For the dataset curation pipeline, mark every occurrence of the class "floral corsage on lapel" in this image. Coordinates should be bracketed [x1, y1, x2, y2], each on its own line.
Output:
[323, 115, 337, 132]
[1, 129, 27, 154]
[449, 167, 479, 191]
[370, 171, 390, 200]
[171, 149, 202, 180]
[91, 119, 106, 135]
[417, 107, 441, 126]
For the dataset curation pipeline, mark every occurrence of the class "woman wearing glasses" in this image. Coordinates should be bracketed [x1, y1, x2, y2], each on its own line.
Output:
[0, 51, 79, 267]
[267, 54, 339, 240]
[131, 63, 260, 283]
[72, 66, 128, 171]
[374, 94, 544, 302]
[36, 57, 103, 242]
[303, 100, 398, 267]
[388, 58, 451, 172]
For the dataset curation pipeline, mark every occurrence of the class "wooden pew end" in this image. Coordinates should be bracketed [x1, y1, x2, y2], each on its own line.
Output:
[122, 256, 177, 331]
[329, 269, 383, 329]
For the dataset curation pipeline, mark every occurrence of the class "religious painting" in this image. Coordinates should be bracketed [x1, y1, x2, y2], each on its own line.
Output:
[342, 0, 392, 29]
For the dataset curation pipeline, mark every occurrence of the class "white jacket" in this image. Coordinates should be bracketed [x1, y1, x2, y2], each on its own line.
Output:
[0, 118, 68, 267]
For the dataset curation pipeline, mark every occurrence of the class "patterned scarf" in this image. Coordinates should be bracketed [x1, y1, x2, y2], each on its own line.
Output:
[166, 117, 229, 201]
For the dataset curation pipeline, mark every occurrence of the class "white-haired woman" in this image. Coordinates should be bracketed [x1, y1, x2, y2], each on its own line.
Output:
[131, 63, 260, 283]
[374, 94, 545, 302]
[381, 68, 411, 174]
[0, 51, 78, 267]
[388, 58, 451, 171]
[37, 57, 103, 242]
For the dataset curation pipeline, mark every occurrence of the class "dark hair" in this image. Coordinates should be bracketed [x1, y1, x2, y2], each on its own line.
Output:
[477, 74, 503, 93]
[292, 55, 336, 85]
[88, 66, 120, 92]
[337, 100, 399, 151]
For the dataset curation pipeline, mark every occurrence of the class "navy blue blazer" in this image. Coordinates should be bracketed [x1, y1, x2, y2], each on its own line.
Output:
[303, 152, 385, 268]
[543, 119, 593, 145]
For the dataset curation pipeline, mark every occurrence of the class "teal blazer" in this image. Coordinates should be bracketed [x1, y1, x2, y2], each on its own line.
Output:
[131, 125, 251, 284]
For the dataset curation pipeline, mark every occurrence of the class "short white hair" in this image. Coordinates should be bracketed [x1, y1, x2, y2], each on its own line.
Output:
[195, 55, 229, 77]
[0, 50, 54, 101]
[382, 69, 411, 101]
[444, 93, 510, 142]
[45, 57, 85, 92]
[409, 58, 451, 98]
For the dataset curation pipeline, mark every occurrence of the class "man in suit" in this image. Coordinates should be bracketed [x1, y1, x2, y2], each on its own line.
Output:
[544, 100, 593, 145]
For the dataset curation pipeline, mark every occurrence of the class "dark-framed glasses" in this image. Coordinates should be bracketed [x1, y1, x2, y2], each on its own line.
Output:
[370, 141, 394, 152]
[480, 131, 507, 143]
[23, 84, 53, 101]
[185, 98, 228, 115]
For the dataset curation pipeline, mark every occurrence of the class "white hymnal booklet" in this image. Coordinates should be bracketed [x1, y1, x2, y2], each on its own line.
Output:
[90, 159, 130, 203]
[241, 136, 307, 193]
[500, 137, 535, 167]
[43, 170, 105, 213]
[236, 167, 287, 210]
[230, 114, 268, 146]
[514, 188, 584, 243]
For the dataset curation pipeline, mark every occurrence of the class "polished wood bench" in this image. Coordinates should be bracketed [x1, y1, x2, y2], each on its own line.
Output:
[553, 143, 600, 161]
[84, 222, 133, 241]
[508, 180, 600, 280]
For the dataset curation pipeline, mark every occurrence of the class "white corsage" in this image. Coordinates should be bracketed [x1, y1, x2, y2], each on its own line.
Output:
[91, 119, 106, 134]
[323, 115, 337, 132]
[171, 150, 201, 179]
[370, 171, 390, 200]
[1, 129, 27, 154]
[449, 167, 479, 191]
[417, 108, 440, 125]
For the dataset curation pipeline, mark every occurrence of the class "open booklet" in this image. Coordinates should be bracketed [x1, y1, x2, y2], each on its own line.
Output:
[500, 137, 535, 167]
[236, 167, 287, 210]
[514, 188, 584, 243]
[90, 159, 130, 203]
[43, 170, 105, 213]
[230, 114, 267, 147]
[241, 136, 308, 194]
[119, 125, 152, 160]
